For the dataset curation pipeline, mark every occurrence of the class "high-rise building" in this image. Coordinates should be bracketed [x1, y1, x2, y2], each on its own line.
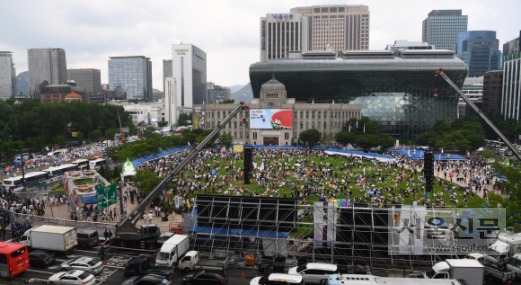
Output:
[260, 13, 309, 61]
[0, 51, 16, 100]
[482, 70, 503, 116]
[422, 10, 468, 51]
[502, 48, 521, 121]
[163, 59, 172, 96]
[503, 30, 521, 57]
[206, 82, 231, 104]
[67, 68, 102, 94]
[457, 31, 502, 77]
[28, 48, 67, 98]
[172, 44, 207, 109]
[290, 5, 370, 52]
[459, 76, 483, 117]
[108, 56, 152, 101]
[164, 77, 177, 125]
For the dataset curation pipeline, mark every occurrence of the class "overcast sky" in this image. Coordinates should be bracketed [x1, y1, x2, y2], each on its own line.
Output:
[1, 0, 520, 91]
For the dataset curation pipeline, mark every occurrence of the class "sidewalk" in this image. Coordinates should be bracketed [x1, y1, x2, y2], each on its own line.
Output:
[41, 189, 184, 234]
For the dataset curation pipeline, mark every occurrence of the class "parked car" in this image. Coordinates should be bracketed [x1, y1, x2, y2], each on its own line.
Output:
[60, 257, 104, 275]
[183, 270, 227, 285]
[29, 249, 55, 268]
[77, 229, 99, 248]
[48, 270, 95, 285]
[287, 263, 338, 284]
[123, 273, 171, 285]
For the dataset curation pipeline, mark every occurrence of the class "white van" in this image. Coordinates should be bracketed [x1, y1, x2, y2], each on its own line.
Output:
[288, 263, 338, 284]
[250, 273, 303, 285]
[155, 234, 189, 266]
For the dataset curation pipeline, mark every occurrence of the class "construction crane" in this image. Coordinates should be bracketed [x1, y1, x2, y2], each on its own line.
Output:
[434, 68, 521, 161]
[114, 102, 249, 249]
[116, 108, 125, 143]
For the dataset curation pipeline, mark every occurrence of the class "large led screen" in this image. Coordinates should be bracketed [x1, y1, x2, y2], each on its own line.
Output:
[250, 109, 293, 129]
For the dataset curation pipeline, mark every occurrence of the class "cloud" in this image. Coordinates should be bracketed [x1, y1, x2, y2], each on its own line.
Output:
[1, 0, 520, 90]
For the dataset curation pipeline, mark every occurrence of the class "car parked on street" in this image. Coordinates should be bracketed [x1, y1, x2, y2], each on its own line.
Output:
[183, 270, 227, 285]
[60, 257, 104, 275]
[29, 250, 55, 268]
[287, 263, 338, 284]
[122, 273, 171, 285]
[48, 270, 95, 285]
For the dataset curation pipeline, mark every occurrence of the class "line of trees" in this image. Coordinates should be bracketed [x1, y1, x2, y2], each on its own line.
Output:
[0, 99, 134, 161]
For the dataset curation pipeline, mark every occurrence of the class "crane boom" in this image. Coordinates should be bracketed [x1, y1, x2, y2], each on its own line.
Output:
[115, 102, 249, 237]
[434, 68, 521, 161]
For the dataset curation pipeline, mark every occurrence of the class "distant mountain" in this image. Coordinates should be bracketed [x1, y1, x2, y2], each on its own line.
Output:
[228, 84, 244, 93]
[16, 71, 29, 96]
[230, 83, 253, 104]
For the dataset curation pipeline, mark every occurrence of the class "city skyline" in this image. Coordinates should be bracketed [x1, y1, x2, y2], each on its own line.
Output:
[1, 0, 520, 91]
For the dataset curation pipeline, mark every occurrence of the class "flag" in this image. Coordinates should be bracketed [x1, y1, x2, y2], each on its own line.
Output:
[441, 148, 444, 154]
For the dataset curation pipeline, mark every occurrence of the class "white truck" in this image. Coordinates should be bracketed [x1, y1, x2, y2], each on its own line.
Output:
[423, 259, 484, 285]
[325, 274, 463, 285]
[155, 234, 189, 266]
[178, 250, 228, 273]
[19, 225, 77, 252]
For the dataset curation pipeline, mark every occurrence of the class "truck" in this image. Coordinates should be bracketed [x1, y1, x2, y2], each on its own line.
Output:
[114, 102, 249, 249]
[422, 259, 484, 285]
[178, 250, 228, 273]
[124, 255, 175, 279]
[475, 231, 521, 278]
[325, 274, 463, 285]
[155, 234, 190, 266]
[19, 225, 77, 253]
[466, 253, 516, 283]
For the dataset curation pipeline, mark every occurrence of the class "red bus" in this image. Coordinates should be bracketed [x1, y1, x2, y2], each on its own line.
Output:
[0, 242, 30, 277]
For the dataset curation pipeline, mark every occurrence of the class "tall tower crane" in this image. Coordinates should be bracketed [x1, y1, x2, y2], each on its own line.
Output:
[434, 68, 521, 161]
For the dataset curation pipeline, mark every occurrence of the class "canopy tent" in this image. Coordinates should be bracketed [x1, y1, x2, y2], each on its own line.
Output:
[122, 158, 136, 177]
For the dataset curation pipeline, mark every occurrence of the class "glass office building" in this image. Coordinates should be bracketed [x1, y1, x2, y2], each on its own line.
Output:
[108, 56, 152, 101]
[249, 49, 468, 140]
[457, 31, 502, 77]
[422, 10, 468, 52]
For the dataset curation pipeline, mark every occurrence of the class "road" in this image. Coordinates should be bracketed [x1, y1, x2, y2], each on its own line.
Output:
[6, 244, 260, 284]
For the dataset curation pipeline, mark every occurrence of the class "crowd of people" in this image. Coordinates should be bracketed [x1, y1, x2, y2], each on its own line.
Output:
[2, 141, 120, 178]
[133, 146, 501, 211]
[0, 142, 503, 229]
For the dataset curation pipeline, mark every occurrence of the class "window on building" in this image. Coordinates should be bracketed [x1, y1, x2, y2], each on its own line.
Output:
[253, 132, 257, 139]
[285, 132, 289, 140]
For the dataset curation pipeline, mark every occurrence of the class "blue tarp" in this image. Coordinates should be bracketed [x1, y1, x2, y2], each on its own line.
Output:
[393, 147, 467, 161]
[131, 146, 188, 167]
[325, 147, 396, 163]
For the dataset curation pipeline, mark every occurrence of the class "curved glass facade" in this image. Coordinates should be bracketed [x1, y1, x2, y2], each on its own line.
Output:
[249, 50, 468, 140]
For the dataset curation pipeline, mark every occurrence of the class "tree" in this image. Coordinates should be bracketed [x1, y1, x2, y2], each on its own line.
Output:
[134, 169, 162, 197]
[299, 129, 321, 148]
[178, 113, 192, 126]
[218, 133, 233, 147]
[335, 131, 356, 147]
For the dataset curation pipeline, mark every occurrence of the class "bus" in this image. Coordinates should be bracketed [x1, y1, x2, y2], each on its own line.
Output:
[89, 158, 106, 170]
[0, 242, 30, 277]
[71, 159, 89, 170]
[2, 171, 49, 191]
[42, 164, 78, 177]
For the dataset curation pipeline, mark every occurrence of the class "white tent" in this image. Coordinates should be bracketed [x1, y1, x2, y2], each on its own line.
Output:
[122, 158, 136, 177]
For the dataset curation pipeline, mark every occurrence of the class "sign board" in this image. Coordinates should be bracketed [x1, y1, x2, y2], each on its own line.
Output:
[96, 183, 117, 209]
[250, 109, 293, 129]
